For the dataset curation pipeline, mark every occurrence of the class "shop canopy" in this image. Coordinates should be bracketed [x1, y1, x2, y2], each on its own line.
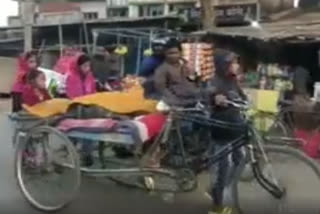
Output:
[195, 8, 320, 43]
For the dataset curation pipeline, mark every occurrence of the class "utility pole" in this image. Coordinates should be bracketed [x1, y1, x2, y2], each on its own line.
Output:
[199, 0, 215, 30]
[21, 0, 35, 52]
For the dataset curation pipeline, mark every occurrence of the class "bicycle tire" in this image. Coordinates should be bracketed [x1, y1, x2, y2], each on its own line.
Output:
[12, 128, 18, 147]
[231, 145, 320, 214]
[15, 126, 81, 212]
[266, 120, 291, 139]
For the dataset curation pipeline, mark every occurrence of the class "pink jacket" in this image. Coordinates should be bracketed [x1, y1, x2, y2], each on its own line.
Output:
[22, 84, 51, 106]
[66, 54, 97, 99]
[54, 56, 73, 75]
[12, 54, 32, 93]
[54, 50, 84, 75]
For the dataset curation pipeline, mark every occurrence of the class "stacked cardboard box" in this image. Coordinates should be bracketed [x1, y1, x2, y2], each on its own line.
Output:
[182, 43, 214, 81]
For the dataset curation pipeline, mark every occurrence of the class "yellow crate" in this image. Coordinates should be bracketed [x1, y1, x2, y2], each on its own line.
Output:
[244, 89, 279, 113]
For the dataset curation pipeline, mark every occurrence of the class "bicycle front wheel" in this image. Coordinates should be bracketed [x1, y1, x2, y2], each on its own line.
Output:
[232, 145, 320, 214]
[15, 126, 81, 212]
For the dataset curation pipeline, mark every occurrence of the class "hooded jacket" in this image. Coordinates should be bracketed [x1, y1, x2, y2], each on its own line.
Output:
[66, 54, 97, 99]
[12, 53, 34, 93]
[209, 50, 246, 141]
[54, 51, 74, 75]
[210, 50, 246, 102]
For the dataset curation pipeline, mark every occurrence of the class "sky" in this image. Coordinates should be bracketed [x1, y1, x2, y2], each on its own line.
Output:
[0, 0, 18, 26]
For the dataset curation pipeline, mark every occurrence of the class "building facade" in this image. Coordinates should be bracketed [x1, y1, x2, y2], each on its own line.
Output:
[106, 0, 198, 18]
[11, 0, 108, 26]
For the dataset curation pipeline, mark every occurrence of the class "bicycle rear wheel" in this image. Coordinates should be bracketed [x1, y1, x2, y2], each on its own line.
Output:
[266, 120, 291, 138]
[15, 126, 80, 212]
[232, 145, 320, 214]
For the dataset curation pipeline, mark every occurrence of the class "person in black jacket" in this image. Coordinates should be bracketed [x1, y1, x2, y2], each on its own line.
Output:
[140, 38, 167, 99]
[208, 50, 246, 214]
[91, 47, 110, 91]
[292, 66, 311, 96]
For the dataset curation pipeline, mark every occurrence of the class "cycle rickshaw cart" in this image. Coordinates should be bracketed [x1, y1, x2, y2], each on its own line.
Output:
[10, 99, 320, 214]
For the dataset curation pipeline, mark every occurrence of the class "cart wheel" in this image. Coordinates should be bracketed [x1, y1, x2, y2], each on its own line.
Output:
[15, 126, 80, 212]
[176, 169, 198, 192]
[12, 128, 19, 147]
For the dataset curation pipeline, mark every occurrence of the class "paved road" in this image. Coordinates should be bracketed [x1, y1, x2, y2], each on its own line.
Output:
[2, 104, 320, 214]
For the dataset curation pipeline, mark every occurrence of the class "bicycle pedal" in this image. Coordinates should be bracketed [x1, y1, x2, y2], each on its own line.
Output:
[144, 176, 155, 190]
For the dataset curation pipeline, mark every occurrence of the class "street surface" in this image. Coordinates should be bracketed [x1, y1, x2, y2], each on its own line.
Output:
[1, 99, 320, 214]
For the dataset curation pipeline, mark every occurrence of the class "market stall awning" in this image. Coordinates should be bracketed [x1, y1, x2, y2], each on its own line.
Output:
[198, 9, 320, 42]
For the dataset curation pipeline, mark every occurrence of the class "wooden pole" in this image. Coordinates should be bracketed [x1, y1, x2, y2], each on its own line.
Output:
[58, 22, 64, 57]
[83, 20, 91, 55]
[199, 0, 215, 30]
[135, 38, 142, 75]
[92, 31, 98, 54]
[21, 0, 35, 51]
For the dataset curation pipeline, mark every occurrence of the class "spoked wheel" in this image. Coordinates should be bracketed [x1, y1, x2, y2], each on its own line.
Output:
[12, 128, 20, 148]
[15, 126, 80, 212]
[232, 145, 320, 214]
[266, 120, 291, 140]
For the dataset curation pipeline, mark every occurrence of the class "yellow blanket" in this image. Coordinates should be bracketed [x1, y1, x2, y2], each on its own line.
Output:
[23, 87, 157, 118]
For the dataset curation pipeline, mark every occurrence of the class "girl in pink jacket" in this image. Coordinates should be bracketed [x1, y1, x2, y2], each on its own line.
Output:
[65, 54, 97, 166]
[12, 51, 39, 112]
[66, 54, 97, 99]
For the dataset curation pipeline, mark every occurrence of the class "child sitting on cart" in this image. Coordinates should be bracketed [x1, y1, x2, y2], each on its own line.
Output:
[66, 54, 97, 99]
[12, 51, 39, 112]
[22, 69, 51, 106]
[66, 54, 97, 166]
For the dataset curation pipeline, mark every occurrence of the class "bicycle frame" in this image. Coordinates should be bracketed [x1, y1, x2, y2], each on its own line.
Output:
[140, 108, 286, 199]
[141, 109, 250, 170]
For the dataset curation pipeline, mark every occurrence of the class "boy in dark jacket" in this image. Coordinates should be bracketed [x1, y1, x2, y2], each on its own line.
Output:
[208, 50, 246, 214]
[154, 39, 200, 106]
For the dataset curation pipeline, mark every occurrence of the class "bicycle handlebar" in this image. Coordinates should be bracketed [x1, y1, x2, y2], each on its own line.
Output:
[157, 100, 207, 113]
[171, 102, 206, 112]
[157, 98, 250, 114]
[225, 99, 250, 110]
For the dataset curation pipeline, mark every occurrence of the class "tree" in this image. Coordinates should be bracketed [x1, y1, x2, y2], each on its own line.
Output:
[200, 0, 215, 30]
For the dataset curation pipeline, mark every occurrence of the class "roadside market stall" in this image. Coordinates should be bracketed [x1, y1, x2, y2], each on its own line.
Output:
[193, 8, 320, 157]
